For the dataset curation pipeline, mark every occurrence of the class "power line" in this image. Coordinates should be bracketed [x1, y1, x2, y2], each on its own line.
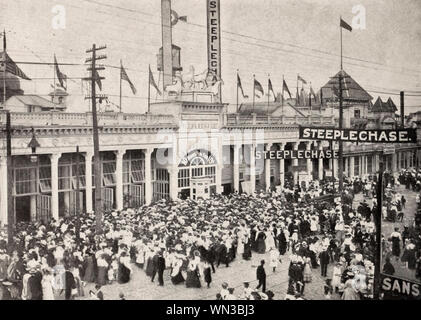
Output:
[74, 0, 421, 74]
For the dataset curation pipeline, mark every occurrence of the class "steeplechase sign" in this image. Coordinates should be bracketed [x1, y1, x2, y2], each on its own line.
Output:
[207, 0, 221, 78]
[299, 126, 417, 143]
[256, 149, 338, 160]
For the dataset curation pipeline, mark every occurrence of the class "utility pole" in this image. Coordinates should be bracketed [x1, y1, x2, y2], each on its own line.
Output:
[6, 111, 14, 244]
[84, 44, 107, 235]
[329, 72, 349, 194]
[75, 145, 81, 245]
[373, 161, 384, 300]
[338, 71, 344, 193]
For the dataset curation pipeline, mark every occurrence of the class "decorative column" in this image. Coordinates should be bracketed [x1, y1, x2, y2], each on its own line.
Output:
[292, 142, 299, 184]
[265, 143, 273, 191]
[169, 168, 178, 201]
[318, 142, 324, 181]
[279, 143, 285, 188]
[349, 156, 355, 177]
[233, 144, 241, 193]
[85, 152, 93, 214]
[216, 137, 223, 194]
[30, 167, 37, 221]
[0, 157, 7, 227]
[144, 148, 153, 205]
[306, 141, 312, 180]
[250, 144, 256, 194]
[374, 154, 380, 172]
[115, 150, 125, 211]
[392, 152, 397, 172]
[169, 146, 178, 201]
[50, 153, 61, 221]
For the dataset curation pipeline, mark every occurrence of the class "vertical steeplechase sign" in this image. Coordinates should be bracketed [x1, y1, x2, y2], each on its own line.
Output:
[207, 0, 221, 80]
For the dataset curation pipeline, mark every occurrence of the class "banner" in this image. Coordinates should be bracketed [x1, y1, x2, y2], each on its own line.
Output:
[299, 126, 417, 143]
[207, 0, 221, 79]
[256, 150, 338, 160]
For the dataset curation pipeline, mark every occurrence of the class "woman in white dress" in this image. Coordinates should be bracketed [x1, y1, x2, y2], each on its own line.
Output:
[41, 268, 55, 300]
[264, 229, 276, 252]
[269, 248, 279, 272]
[236, 230, 245, 257]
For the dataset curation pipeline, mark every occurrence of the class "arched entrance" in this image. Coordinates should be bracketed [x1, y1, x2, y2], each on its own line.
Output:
[177, 149, 217, 200]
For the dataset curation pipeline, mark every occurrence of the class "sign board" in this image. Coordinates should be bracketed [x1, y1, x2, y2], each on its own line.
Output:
[380, 274, 421, 300]
[179, 149, 217, 167]
[207, 0, 221, 79]
[383, 147, 395, 155]
[256, 149, 338, 160]
[299, 126, 417, 143]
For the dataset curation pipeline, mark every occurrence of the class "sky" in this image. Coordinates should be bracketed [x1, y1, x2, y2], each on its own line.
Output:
[1, 0, 421, 114]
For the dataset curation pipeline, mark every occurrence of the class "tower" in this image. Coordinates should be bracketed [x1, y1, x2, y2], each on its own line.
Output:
[161, 0, 173, 93]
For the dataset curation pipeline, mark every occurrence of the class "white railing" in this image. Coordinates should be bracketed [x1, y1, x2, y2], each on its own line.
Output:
[0, 111, 176, 127]
[224, 114, 335, 126]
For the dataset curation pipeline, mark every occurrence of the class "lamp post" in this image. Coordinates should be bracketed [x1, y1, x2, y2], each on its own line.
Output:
[28, 128, 40, 163]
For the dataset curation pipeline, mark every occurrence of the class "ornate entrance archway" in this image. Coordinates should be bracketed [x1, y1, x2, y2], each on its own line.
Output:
[177, 149, 217, 199]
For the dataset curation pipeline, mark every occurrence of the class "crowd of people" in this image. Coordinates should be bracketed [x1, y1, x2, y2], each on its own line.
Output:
[0, 170, 420, 300]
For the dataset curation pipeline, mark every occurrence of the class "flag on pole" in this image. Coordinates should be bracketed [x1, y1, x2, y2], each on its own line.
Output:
[297, 74, 307, 84]
[237, 73, 249, 98]
[254, 78, 264, 98]
[54, 54, 67, 90]
[300, 88, 307, 106]
[340, 18, 352, 32]
[2, 30, 5, 51]
[268, 78, 276, 101]
[310, 86, 316, 98]
[149, 65, 162, 96]
[171, 10, 187, 26]
[282, 79, 291, 98]
[121, 63, 137, 95]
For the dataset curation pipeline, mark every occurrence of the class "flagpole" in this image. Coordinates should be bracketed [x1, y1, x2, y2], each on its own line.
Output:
[53, 55, 56, 112]
[340, 16, 343, 71]
[252, 74, 255, 113]
[236, 69, 239, 113]
[148, 64, 151, 114]
[119, 59, 122, 113]
[267, 74, 270, 115]
[282, 75, 284, 117]
[3, 30, 6, 106]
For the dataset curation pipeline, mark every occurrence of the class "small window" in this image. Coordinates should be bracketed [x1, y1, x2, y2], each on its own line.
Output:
[354, 110, 361, 119]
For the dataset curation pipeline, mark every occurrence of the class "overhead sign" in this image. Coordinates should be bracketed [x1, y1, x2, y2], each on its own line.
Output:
[381, 274, 420, 300]
[256, 150, 338, 160]
[207, 0, 221, 79]
[383, 147, 396, 155]
[179, 149, 217, 167]
[299, 126, 417, 143]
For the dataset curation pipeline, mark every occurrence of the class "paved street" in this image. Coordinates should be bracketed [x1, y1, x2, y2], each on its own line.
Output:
[77, 184, 420, 301]
[79, 250, 339, 300]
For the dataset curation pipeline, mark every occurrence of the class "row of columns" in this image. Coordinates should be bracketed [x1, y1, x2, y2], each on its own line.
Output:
[4, 148, 155, 223]
[232, 141, 334, 194]
[51, 148, 154, 220]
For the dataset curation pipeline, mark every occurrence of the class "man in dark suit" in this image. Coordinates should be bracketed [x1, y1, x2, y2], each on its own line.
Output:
[151, 252, 159, 283]
[255, 260, 266, 292]
[28, 269, 43, 300]
[319, 248, 330, 277]
[157, 251, 166, 286]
